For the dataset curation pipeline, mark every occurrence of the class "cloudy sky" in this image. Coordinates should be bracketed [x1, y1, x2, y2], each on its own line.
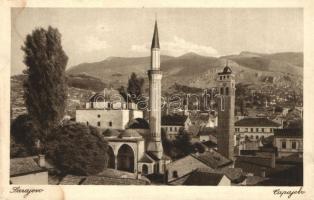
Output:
[11, 8, 303, 75]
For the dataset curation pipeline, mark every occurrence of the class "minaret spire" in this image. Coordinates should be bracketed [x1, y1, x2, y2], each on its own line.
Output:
[147, 20, 163, 160]
[151, 20, 160, 49]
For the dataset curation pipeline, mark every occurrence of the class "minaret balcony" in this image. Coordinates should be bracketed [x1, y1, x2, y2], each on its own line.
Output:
[148, 70, 162, 76]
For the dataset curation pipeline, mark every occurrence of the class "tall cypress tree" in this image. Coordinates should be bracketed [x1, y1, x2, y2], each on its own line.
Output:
[22, 26, 68, 143]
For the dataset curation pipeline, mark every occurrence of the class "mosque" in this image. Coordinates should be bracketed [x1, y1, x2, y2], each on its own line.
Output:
[76, 20, 235, 176]
[76, 21, 171, 176]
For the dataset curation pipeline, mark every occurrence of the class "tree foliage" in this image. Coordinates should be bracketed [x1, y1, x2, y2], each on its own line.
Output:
[127, 72, 144, 103]
[10, 114, 39, 157]
[22, 26, 68, 140]
[46, 122, 108, 175]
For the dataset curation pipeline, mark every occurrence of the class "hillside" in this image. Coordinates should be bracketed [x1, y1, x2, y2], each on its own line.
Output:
[67, 52, 303, 91]
[10, 74, 98, 119]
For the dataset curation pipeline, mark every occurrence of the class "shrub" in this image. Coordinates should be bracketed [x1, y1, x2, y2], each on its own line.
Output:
[46, 122, 108, 175]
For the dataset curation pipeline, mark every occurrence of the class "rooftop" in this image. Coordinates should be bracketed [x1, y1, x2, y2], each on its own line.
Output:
[274, 128, 303, 138]
[235, 117, 281, 127]
[191, 150, 233, 169]
[10, 157, 46, 177]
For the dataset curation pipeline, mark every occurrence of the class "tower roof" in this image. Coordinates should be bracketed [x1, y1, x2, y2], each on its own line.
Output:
[151, 21, 160, 49]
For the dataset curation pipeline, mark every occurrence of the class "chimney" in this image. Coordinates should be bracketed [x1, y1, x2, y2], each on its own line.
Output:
[38, 154, 45, 168]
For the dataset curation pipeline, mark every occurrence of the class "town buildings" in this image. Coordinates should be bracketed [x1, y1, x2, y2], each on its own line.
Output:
[161, 114, 191, 140]
[274, 128, 303, 158]
[235, 117, 281, 141]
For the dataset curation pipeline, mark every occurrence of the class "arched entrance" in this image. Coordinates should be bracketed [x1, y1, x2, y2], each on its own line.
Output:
[142, 164, 148, 175]
[117, 144, 134, 172]
[107, 146, 115, 169]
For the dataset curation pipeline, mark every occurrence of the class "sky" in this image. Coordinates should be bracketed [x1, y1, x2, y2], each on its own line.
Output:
[11, 8, 303, 75]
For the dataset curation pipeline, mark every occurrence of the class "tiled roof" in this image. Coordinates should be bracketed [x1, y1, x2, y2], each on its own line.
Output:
[235, 118, 281, 127]
[81, 176, 148, 185]
[221, 168, 245, 183]
[59, 175, 85, 185]
[10, 157, 45, 177]
[191, 150, 232, 169]
[274, 128, 303, 138]
[138, 153, 155, 163]
[185, 171, 224, 185]
[161, 114, 188, 126]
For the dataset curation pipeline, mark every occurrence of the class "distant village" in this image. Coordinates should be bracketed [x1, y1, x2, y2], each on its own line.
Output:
[10, 21, 303, 186]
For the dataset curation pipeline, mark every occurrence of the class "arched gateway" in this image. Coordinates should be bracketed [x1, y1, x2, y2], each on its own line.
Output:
[117, 144, 134, 172]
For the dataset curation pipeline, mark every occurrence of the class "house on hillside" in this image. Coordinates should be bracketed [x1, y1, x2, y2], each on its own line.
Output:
[161, 114, 192, 140]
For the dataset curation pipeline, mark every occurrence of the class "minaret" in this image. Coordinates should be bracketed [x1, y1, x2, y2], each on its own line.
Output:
[217, 62, 235, 160]
[147, 21, 163, 159]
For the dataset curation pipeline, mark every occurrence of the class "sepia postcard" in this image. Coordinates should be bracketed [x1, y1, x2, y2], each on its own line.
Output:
[1, 0, 314, 200]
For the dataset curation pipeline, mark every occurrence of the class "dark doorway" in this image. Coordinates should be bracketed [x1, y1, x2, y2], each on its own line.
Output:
[117, 144, 134, 172]
[107, 146, 115, 169]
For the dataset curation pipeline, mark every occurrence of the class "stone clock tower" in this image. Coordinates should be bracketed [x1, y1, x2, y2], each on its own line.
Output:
[217, 64, 235, 160]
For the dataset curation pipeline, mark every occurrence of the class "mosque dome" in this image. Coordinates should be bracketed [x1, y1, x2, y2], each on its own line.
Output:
[103, 129, 120, 137]
[119, 129, 142, 139]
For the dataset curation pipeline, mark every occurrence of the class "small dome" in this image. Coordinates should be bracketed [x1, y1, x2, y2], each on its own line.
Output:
[103, 129, 120, 137]
[119, 129, 142, 138]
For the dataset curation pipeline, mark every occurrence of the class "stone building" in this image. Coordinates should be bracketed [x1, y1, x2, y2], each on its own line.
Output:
[273, 128, 303, 158]
[235, 117, 281, 141]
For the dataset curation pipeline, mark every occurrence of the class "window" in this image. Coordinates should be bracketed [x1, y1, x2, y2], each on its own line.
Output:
[245, 128, 248, 132]
[220, 87, 224, 95]
[170, 127, 172, 132]
[227, 75, 229, 79]
[256, 128, 259, 132]
[270, 128, 273, 132]
[256, 135, 259, 139]
[174, 127, 177, 132]
[250, 135, 254, 139]
[98, 114, 101, 118]
[225, 87, 229, 95]
[221, 96, 225, 111]
[251, 128, 254, 132]
[86, 121, 89, 126]
[109, 121, 112, 127]
[282, 141, 286, 149]
[97, 122, 101, 127]
[261, 128, 264, 132]
[292, 141, 297, 149]
[220, 76, 222, 80]
[173, 171, 178, 178]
